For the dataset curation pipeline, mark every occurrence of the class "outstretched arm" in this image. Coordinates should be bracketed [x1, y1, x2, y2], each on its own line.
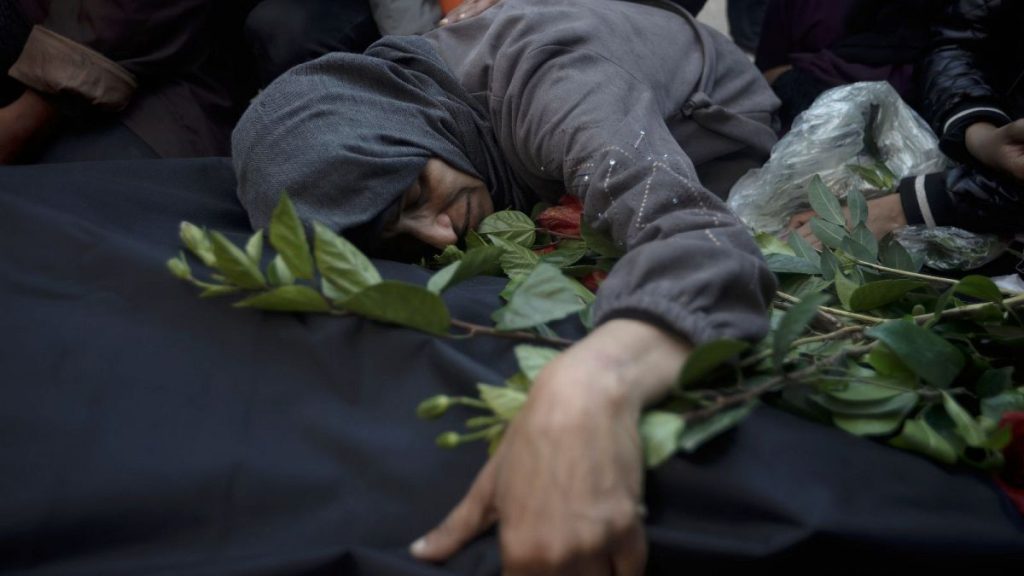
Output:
[413, 42, 775, 573]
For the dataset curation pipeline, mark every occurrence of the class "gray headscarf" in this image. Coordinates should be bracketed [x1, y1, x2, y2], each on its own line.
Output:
[232, 35, 524, 247]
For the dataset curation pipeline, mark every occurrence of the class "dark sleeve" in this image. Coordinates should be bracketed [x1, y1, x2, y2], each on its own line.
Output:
[6, 1, 226, 110]
[898, 167, 1024, 236]
[922, 0, 1014, 164]
[499, 47, 776, 346]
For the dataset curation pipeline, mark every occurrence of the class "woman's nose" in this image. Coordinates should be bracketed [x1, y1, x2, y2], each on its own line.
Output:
[415, 212, 458, 249]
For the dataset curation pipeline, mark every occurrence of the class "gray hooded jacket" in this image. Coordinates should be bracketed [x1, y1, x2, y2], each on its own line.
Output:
[425, 0, 779, 344]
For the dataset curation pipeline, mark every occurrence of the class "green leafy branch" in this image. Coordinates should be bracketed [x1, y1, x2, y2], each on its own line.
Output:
[168, 196, 589, 348]
[171, 181, 1024, 474]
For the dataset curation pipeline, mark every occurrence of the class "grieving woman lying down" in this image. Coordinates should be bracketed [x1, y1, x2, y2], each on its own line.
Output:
[232, 0, 778, 573]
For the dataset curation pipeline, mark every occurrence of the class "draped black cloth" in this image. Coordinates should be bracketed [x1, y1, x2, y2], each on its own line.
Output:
[1, 158, 1022, 574]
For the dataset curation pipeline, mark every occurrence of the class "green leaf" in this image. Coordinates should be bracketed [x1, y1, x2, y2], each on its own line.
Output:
[492, 263, 587, 331]
[639, 411, 685, 468]
[677, 401, 758, 453]
[981, 389, 1024, 422]
[266, 254, 295, 286]
[245, 231, 264, 264]
[977, 367, 1014, 399]
[954, 275, 1004, 306]
[580, 219, 625, 258]
[866, 345, 916, 380]
[808, 175, 845, 226]
[812, 390, 918, 417]
[765, 253, 820, 275]
[833, 270, 859, 310]
[490, 236, 540, 279]
[340, 281, 450, 335]
[889, 417, 958, 464]
[234, 285, 331, 312]
[826, 380, 909, 402]
[199, 285, 240, 298]
[879, 236, 919, 272]
[179, 222, 217, 266]
[167, 253, 191, 280]
[433, 245, 465, 267]
[787, 232, 821, 268]
[850, 224, 878, 261]
[810, 218, 848, 250]
[477, 210, 536, 247]
[209, 231, 266, 289]
[819, 249, 839, 282]
[841, 237, 875, 263]
[465, 230, 487, 250]
[426, 246, 502, 294]
[268, 194, 314, 279]
[499, 274, 526, 302]
[847, 164, 888, 190]
[874, 160, 898, 188]
[514, 345, 561, 381]
[313, 222, 382, 300]
[941, 392, 987, 448]
[833, 413, 904, 436]
[540, 240, 588, 268]
[773, 293, 829, 370]
[677, 339, 750, 388]
[865, 319, 966, 388]
[756, 232, 796, 256]
[846, 189, 868, 228]
[848, 279, 928, 312]
[505, 371, 532, 392]
[477, 383, 527, 420]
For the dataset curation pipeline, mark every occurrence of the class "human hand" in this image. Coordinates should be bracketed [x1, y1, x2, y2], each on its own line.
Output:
[411, 319, 690, 575]
[966, 120, 1024, 182]
[439, 0, 502, 26]
[786, 194, 907, 249]
[0, 88, 58, 164]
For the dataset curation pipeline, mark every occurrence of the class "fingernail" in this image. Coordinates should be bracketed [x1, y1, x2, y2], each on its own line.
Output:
[410, 537, 428, 556]
[439, 18, 448, 25]
[457, 13, 466, 20]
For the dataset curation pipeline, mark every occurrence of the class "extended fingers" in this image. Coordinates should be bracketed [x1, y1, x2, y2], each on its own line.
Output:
[411, 457, 499, 562]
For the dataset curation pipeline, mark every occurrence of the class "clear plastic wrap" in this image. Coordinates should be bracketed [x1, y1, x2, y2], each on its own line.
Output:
[728, 82, 1003, 270]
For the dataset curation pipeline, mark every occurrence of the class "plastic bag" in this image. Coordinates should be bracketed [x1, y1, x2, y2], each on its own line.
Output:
[728, 82, 1003, 270]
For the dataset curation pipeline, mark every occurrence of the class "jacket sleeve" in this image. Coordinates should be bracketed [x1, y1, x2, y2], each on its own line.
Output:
[898, 166, 1024, 237]
[8, 26, 137, 111]
[922, 0, 1013, 164]
[497, 46, 776, 346]
[7, 1, 221, 112]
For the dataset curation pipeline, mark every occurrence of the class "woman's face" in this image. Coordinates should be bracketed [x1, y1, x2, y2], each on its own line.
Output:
[381, 158, 494, 251]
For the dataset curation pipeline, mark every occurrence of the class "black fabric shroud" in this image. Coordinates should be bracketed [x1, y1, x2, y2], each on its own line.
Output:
[0, 158, 1023, 575]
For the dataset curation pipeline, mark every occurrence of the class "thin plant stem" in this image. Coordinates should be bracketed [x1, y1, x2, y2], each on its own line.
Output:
[777, 291, 884, 324]
[852, 259, 958, 285]
[449, 318, 575, 347]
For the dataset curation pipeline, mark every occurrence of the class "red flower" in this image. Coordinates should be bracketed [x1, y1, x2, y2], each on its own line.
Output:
[994, 412, 1024, 516]
[581, 270, 608, 292]
[533, 245, 557, 255]
[536, 195, 583, 237]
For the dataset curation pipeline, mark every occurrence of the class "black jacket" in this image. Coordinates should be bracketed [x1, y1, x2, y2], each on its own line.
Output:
[899, 0, 1024, 237]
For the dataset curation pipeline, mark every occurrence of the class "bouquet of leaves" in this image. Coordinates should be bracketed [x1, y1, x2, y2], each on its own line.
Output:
[167, 179, 1024, 506]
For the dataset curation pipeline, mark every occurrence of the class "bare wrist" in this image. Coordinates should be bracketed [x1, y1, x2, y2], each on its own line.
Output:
[537, 319, 691, 412]
[965, 122, 997, 162]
